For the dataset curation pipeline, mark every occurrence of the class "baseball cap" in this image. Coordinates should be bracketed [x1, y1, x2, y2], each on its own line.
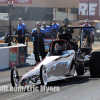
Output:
[19, 17, 23, 21]
[85, 19, 89, 22]
[36, 22, 41, 26]
[53, 19, 56, 21]
[43, 22, 46, 25]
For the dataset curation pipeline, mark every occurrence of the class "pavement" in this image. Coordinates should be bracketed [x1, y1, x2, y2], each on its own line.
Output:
[1, 72, 100, 100]
[0, 66, 34, 85]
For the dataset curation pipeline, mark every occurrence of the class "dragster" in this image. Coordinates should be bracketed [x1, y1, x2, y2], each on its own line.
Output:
[10, 26, 100, 87]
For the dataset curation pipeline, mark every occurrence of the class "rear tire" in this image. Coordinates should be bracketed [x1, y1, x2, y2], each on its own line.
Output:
[89, 52, 100, 77]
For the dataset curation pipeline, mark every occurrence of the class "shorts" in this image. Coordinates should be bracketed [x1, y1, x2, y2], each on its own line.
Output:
[88, 34, 94, 43]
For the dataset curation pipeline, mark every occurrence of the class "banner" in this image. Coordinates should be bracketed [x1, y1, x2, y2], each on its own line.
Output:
[0, 0, 32, 4]
[9, 47, 18, 67]
[18, 46, 26, 66]
[79, 0, 100, 20]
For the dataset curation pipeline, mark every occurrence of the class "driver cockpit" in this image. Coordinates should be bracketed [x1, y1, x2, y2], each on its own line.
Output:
[47, 40, 71, 56]
[54, 42, 67, 52]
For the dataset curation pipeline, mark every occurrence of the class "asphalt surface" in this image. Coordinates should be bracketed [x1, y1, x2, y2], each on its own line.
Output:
[1, 72, 100, 100]
[0, 41, 100, 100]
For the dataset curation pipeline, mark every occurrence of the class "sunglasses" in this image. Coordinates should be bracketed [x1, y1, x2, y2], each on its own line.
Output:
[64, 21, 68, 23]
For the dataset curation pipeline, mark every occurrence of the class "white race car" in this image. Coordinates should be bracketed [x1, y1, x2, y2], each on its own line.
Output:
[11, 26, 100, 87]
[11, 39, 80, 87]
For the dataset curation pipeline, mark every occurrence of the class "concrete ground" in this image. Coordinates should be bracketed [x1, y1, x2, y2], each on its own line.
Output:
[1, 71, 100, 100]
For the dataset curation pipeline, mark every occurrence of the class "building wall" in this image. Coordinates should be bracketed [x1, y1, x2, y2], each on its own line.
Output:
[0, 0, 79, 36]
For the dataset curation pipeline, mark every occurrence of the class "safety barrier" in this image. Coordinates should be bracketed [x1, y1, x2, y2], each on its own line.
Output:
[0, 44, 27, 70]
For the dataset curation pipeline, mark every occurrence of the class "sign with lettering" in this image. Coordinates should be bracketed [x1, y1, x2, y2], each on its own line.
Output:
[9, 47, 18, 67]
[79, 0, 100, 20]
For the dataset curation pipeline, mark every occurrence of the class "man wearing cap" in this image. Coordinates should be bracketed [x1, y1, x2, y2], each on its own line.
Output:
[31, 22, 46, 64]
[17, 17, 27, 44]
[52, 19, 60, 34]
[56, 18, 74, 39]
[56, 18, 79, 51]
[83, 19, 93, 48]
[42, 22, 52, 34]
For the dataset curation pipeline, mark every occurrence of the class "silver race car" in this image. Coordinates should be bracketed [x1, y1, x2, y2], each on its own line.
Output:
[11, 26, 100, 87]
[11, 39, 79, 87]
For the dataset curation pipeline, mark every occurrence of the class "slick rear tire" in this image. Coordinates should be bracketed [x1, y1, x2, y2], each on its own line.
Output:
[11, 67, 19, 87]
[89, 52, 100, 77]
[40, 65, 47, 85]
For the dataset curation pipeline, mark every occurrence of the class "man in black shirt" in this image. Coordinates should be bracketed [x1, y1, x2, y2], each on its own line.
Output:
[56, 18, 74, 39]
[56, 18, 78, 52]
[32, 23, 46, 63]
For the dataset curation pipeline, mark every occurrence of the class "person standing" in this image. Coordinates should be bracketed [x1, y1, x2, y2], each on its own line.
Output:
[31, 22, 46, 64]
[56, 18, 74, 39]
[57, 18, 77, 51]
[52, 19, 60, 34]
[17, 17, 26, 44]
[42, 22, 52, 34]
[83, 19, 93, 48]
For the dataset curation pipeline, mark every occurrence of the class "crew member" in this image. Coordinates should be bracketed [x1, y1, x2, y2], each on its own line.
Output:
[56, 18, 74, 39]
[31, 22, 46, 64]
[17, 17, 26, 44]
[52, 19, 60, 34]
[83, 19, 93, 48]
[42, 22, 52, 34]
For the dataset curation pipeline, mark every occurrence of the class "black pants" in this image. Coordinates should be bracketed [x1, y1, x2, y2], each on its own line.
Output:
[34, 42, 45, 62]
[18, 36, 25, 44]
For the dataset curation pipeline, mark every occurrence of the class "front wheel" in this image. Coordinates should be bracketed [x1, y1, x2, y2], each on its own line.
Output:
[40, 65, 48, 85]
[11, 67, 19, 87]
